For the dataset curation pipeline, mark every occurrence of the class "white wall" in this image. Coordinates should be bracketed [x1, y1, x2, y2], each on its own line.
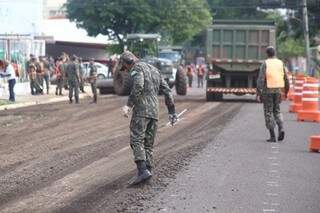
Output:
[0, 0, 43, 35]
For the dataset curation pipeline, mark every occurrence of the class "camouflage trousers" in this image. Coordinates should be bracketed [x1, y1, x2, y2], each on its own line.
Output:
[262, 93, 284, 130]
[130, 116, 158, 169]
[68, 80, 79, 102]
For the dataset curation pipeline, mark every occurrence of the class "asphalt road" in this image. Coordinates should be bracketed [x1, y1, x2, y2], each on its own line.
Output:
[143, 101, 320, 213]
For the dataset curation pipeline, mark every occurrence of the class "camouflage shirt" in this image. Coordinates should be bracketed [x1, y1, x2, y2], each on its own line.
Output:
[127, 61, 174, 120]
[257, 60, 289, 96]
[65, 61, 79, 82]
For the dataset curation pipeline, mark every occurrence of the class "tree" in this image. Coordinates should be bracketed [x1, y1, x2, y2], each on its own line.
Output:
[64, 0, 211, 52]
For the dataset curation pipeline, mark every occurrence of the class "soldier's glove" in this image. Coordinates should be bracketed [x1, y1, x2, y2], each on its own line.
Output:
[122, 105, 131, 118]
[169, 113, 178, 126]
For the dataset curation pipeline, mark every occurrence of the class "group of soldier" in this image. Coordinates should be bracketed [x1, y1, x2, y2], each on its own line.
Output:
[26, 53, 98, 104]
[26, 55, 53, 95]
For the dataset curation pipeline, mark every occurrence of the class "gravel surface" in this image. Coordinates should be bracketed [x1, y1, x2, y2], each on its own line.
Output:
[0, 88, 242, 213]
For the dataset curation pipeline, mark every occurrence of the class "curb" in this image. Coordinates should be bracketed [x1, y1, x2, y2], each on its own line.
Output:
[0, 93, 91, 111]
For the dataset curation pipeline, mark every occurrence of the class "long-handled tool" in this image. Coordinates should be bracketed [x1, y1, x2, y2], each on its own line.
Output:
[166, 108, 188, 127]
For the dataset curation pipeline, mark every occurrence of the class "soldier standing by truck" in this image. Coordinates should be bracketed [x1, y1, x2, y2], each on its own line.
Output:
[65, 55, 80, 104]
[119, 51, 177, 185]
[89, 58, 97, 103]
[257, 46, 289, 142]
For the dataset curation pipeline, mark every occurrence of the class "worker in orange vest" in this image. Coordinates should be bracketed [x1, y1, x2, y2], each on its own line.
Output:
[186, 65, 194, 88]
[257, 46, 289, 142]
[197, 64, 205, 88]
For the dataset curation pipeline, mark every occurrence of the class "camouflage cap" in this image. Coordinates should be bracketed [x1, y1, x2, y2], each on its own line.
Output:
[120, 51, 138, 64]
[119, 51, 138, 71]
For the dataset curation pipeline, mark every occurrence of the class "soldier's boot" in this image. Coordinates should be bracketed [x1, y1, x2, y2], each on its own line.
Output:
[278, 127, 285, 141]
[129, 160, 152, 186]
[93, 94, 97, 103]
[55, 88, 58, 96]
[47, 88, 49, 94]
[146, 165, 152, 173]
[69, 98, 73, 104]
[267, 129, 276, 142]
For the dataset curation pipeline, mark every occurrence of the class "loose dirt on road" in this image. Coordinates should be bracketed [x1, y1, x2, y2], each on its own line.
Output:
[0, 92, 242, 213]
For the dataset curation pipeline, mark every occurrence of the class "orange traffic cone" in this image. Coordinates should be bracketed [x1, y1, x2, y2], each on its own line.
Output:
[297, 77, 320, 122]
[289, 75, 305, 113]
[309, 136, 320, 152]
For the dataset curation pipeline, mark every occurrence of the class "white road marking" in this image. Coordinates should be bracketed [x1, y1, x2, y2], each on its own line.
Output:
[263, 209, 279, 212]
[266, 193, 279, 197]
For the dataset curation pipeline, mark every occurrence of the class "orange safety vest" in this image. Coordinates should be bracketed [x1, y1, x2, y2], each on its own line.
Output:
[265, 58, 285, 88]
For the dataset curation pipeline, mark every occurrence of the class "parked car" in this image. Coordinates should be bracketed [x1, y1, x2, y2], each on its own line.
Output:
[82, 62, 111, 80]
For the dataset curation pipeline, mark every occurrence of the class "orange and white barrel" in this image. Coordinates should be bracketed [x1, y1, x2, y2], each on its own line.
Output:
[297, 77, 320, 122]
[289, 75, 305, 113]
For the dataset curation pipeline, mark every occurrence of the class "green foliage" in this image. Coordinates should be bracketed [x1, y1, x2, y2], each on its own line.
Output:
[65, 0, 211, 53]
[207, 0, 267, 19]
[266, 11, 305, 58]
[277, 38, 305, 59]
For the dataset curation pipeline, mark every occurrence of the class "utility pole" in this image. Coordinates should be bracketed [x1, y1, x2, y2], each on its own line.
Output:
[302, 0, 311, 75]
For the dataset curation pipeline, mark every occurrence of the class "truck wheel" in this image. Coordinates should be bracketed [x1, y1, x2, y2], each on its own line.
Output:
[175, 68, 187, 95]
[113, 68, 131, 96]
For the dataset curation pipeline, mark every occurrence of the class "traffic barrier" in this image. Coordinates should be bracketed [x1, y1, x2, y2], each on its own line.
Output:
[309, 135, 320, 152]
[287, 73, 294, 101]
[297, 77, 320, 122]
[289, 75, 305, 113]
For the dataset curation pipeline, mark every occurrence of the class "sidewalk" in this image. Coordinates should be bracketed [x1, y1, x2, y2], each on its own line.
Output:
[0, 83, 93, 111]
[143, 101, 320, 213]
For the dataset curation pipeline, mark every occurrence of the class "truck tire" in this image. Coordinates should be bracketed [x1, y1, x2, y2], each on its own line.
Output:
[175, 68, 187, 95]
[113, 68, 131, 96]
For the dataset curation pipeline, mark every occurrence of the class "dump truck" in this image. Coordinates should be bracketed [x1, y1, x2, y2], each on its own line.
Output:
[205, 20, 276, 101]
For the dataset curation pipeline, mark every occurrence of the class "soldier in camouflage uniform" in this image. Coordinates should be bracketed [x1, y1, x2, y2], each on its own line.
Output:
[120, 51, 177, 185]
[89, 58, 97, 103]
[78, 57, 85, 93]
[257, 46, 289, 142]
[65, 55, 80, 104]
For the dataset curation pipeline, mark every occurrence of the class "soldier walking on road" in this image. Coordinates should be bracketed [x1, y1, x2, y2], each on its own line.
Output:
[65, 55, 80, 104]
[120, 51, 177, 185]
[257, 46, 289, 142]
[89, 58, 97, 103]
